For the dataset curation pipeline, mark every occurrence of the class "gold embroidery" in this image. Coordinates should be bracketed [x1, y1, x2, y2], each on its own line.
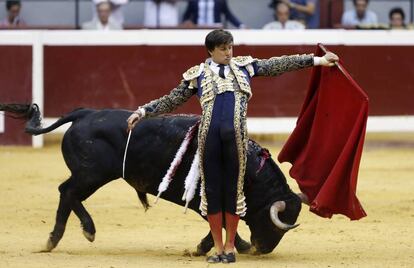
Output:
[183, 64, 203, 81]
[233, 92, 248, 216]
[232, 56, 255, 66]
[198, 95, 216, 216]
[212, 70, 236, 95]
[256, 54, 314, 76]
[230, 61, 253, 100]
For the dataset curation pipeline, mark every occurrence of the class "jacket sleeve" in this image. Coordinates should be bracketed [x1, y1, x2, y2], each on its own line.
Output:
[254, 54, 314, 77]
[141, 80, 196, 118]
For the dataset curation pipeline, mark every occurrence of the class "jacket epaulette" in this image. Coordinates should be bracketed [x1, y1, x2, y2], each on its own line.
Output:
[183, 64, 204, 81]
[231, 56, 256, 67]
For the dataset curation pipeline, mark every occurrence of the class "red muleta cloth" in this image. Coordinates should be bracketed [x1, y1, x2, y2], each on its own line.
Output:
[278, 44, 368, 220]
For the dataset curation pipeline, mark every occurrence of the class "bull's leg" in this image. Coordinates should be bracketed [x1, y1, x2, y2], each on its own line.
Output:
[234, 233, 251, 254]
[45, 175, 111, 251]
[193, 231, 214, 256]
[41, 178, 73, 252]
[42, 193, 72, 252]
[67, 175, 115, 243]
[193, 231, 251, 256]
[66, 180, 108, 243]
[70, 197, 96, 242]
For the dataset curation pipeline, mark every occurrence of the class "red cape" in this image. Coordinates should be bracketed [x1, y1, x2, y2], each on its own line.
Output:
[278, 44, 368, 220]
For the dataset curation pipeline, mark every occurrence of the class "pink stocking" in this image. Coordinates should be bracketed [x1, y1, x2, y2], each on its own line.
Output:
[207, 212, 224, 254]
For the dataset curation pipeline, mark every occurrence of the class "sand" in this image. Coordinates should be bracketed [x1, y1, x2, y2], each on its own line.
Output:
[0, 133, 413, 267]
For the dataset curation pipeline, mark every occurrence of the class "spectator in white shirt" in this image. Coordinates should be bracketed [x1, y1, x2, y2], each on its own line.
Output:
[143, 0, 179, 28]
[341, 0, 378, 27]
[92, 0, 128, 26]
[82, 1, 122, 30]
[263, 2, 305, 30]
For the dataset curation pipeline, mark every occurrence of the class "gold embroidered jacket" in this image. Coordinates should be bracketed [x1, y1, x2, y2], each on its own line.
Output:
[141, 54, 314, 216]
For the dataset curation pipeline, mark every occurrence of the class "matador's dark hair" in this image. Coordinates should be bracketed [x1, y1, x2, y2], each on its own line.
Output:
[204, 29, 234, 54]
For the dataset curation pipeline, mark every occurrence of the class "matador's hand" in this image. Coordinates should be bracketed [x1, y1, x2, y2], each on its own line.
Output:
[320, 52, 339, 67]
[127, 108, 145, 131]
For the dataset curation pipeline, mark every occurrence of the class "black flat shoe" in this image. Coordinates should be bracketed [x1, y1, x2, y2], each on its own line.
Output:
[221, 252, 236, 263]
[206, 253, 223, 263]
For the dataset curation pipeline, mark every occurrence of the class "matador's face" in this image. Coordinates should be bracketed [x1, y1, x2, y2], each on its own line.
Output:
[209, 43, 233, 65]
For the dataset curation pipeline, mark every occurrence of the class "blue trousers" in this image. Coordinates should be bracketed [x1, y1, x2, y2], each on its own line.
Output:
[203, 92, 239, 215]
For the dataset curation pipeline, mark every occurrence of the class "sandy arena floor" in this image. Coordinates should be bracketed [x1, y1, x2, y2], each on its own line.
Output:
[0, 133, 413, 267]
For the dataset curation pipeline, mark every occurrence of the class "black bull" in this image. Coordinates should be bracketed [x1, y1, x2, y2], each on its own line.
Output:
[1, 103, 302, 255]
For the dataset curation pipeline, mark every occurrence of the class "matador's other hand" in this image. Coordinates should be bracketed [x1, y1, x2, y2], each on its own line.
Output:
[127, 108, 145, 132]
[321, 52, 339, 67]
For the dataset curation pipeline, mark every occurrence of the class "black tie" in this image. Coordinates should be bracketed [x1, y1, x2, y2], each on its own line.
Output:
[218, 64, 226, 79]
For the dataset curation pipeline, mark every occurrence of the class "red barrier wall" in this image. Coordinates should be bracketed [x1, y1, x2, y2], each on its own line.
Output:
[43, 45, 414, 118]
[0, 46, 32, 145]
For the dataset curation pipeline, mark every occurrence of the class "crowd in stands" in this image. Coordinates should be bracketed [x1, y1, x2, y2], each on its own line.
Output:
[0, 0, 413, 30]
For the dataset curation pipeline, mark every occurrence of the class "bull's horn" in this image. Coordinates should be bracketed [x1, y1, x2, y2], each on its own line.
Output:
[269, 201, 300, 231]
[297, 192, 310, 205]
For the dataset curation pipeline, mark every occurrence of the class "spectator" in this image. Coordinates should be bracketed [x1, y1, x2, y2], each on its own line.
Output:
[341, 0, 378, 27]
[93, 0, 128, 26]
[182, 0, 245, 28]
[0, 0, 25, 27]
[82, 1, 122, 30]
[389, 7, 406, 29]
[143, 0, 179, 28]
[270, 0, 319, 29]
[263, 2, 305, 29]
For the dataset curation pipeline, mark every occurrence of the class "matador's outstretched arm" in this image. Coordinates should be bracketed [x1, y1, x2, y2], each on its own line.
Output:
[255, 52, 338, 77]
[127, 80, 196, 131]
[255, 54, 314, 77]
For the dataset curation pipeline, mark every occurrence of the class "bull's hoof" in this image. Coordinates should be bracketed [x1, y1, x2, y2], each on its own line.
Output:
[191, 244, 208, 256]
[83, 230, 95, 242]
[38, 236, 56, 253]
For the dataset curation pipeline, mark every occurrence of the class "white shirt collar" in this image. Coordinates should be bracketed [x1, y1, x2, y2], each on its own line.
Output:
[210, 60, 229, 68]
[208, 58, 231, 78]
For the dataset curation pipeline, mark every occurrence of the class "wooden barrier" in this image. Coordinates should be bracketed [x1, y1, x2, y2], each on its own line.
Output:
[1, 30, 414, 145]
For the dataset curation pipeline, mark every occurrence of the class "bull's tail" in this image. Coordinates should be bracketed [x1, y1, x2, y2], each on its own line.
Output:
[0, 103, 93, 135]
